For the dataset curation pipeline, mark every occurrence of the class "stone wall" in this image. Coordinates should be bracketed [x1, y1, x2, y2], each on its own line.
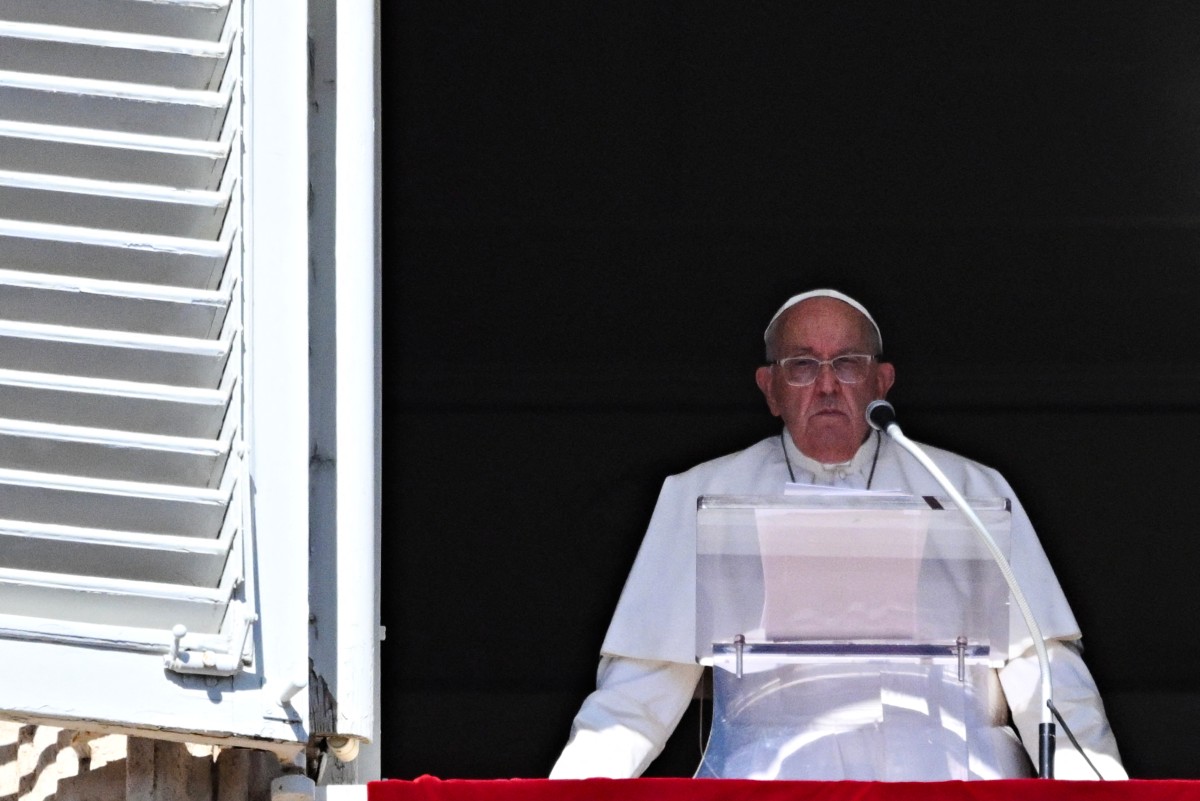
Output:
[0, 723, 289, 801]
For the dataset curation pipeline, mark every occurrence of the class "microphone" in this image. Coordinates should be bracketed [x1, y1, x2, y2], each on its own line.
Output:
[865, 399, 896, 432]
[867, 398, 1057, 778]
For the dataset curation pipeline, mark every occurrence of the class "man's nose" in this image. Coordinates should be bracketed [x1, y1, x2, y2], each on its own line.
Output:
[814, 361, 840, 392]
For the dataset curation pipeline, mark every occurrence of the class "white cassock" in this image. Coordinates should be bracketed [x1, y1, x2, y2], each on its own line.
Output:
[550, 431, 1126, 781]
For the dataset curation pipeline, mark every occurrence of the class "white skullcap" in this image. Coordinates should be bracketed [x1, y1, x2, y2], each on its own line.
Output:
[764, 289, 882, 350]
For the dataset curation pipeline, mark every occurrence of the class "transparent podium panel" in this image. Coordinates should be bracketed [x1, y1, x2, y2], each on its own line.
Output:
[695, 661, 1034, 780]
[696, 494, 1012, 666]
[695, 494, 1018, 780]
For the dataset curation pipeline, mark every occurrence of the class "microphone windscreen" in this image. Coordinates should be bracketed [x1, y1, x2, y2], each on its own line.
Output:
[866, 399, 896, 431]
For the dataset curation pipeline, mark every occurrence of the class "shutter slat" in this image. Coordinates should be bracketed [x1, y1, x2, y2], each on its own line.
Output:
[0, 225, 232, 288]
[0, 416, 233, 488]
[0, 482, 227, 537]
[0, 268, 231, 338]
[0, 22, 234, 91]
[0, 566, 232, 631]
[0, 69, 232, 138]
[0, 0, 231, 41]
[0, 516, 232, 586]
[0, 368, 233, 438]
[0, 177, 232, 239]
[0, 322, 234, 388]
[0, 128, 231, 189]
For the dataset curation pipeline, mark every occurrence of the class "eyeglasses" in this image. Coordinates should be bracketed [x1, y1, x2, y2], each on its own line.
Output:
[770, 353, 878, 386]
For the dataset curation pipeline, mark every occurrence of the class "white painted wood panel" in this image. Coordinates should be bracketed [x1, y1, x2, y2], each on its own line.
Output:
[0, 0, 248, 674]
[0, 0, 317, 755]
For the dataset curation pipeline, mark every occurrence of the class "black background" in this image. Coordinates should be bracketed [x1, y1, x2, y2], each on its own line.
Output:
[382, 1, 1200, 779]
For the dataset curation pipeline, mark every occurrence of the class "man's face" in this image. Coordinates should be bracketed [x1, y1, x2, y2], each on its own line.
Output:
[754, 297, 895, 463]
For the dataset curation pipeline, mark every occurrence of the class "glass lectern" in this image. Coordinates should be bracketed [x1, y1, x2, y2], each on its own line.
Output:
[695, 493, 1014, 780]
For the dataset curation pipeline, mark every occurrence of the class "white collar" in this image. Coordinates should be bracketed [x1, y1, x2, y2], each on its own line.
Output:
[780, 430, 880, 484]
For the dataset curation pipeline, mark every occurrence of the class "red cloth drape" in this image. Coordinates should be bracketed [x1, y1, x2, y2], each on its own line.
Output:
[371, 778, 1200, 801]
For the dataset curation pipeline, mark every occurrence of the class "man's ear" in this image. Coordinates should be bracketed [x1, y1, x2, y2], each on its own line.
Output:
[875, 361, 896, 398]
[755, 365, 781, 417]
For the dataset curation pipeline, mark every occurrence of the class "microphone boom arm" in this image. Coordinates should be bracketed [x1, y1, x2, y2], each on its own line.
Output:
[869, 405, 1056, 778]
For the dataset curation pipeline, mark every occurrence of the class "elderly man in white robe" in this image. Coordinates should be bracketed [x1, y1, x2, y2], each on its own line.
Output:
[550, 289, 1126, 781]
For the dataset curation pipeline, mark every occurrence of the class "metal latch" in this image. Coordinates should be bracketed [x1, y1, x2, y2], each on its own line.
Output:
[164, 606, 258, 677]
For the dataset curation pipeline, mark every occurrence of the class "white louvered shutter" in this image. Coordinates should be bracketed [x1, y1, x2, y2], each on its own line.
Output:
[0, 0, 312, 750]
